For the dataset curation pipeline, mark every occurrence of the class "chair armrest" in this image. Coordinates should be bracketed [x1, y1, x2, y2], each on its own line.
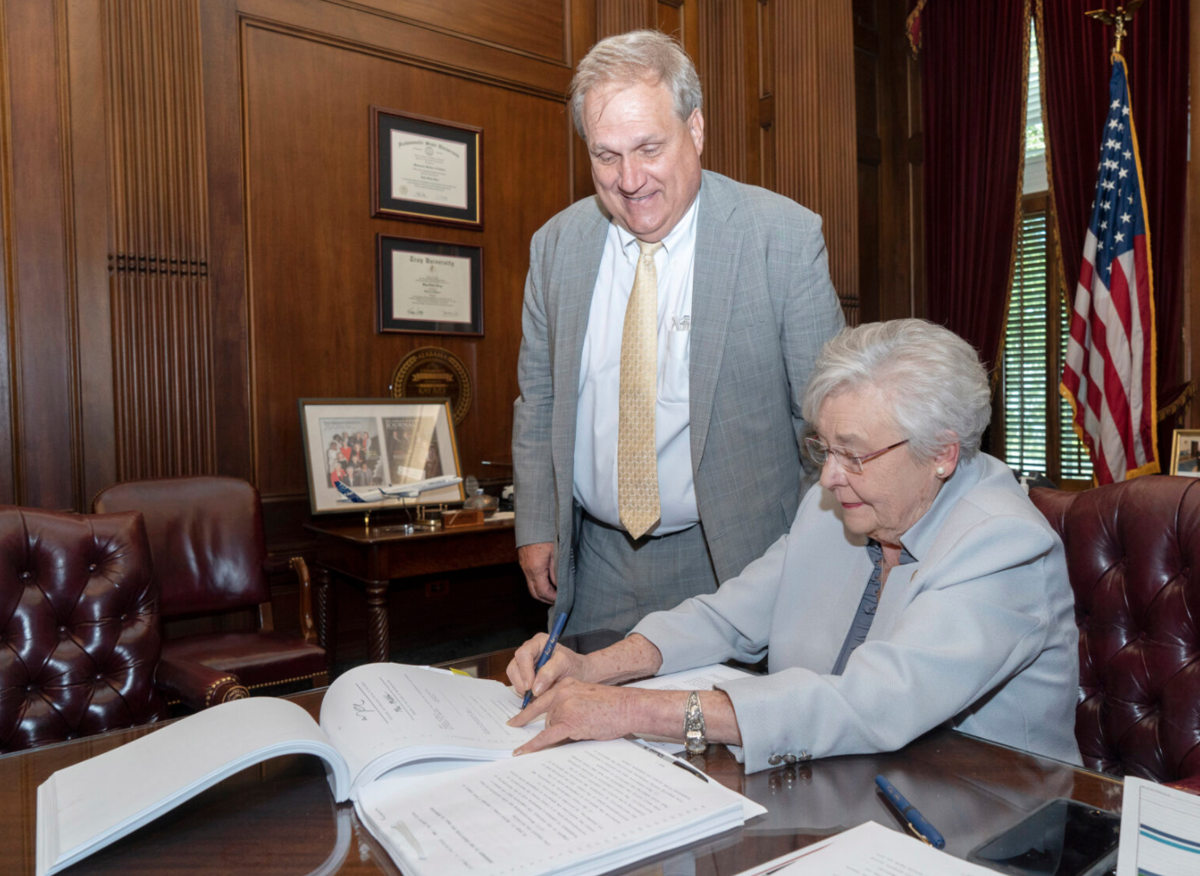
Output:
[155, 657, 248, 711]
[262, 555, 317, 644]
[1167, 776, 1200, 796]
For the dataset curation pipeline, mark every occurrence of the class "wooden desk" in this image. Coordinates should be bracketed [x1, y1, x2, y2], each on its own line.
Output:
[304, 516, 526, 663]
[0, 646, 1124, 876]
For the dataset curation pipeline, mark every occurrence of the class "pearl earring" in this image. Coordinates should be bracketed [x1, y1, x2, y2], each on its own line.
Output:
[936, 466, 946, 476]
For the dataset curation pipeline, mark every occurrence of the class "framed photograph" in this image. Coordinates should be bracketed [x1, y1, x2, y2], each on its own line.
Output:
[377, 235, 483, 336]
[298, 398, 465, 515]
[371, 107, 482, 228]
[1170, 429, 1200, 478]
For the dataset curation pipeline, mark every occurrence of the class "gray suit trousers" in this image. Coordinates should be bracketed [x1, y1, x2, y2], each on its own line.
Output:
[566, 513, 719, 636]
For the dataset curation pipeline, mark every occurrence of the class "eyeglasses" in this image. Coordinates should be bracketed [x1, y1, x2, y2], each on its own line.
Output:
[804, 437, 910, 474]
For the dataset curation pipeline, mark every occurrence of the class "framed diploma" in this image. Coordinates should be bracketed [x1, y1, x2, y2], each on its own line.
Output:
[377, 235, 484, 336]
[371, 107, 482, 228]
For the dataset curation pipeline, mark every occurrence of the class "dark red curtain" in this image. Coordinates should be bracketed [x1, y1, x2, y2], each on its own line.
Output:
[922, 0, 1029, 373]
[1040, 0, 1189, 462]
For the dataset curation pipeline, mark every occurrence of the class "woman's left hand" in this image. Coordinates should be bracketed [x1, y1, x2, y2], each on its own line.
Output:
[509, 677, 639, 755]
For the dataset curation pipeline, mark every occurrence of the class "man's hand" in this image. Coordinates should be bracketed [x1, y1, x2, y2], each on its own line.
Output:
[518, 542, 557, 603]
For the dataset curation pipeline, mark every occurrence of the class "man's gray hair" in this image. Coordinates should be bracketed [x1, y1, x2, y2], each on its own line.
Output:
[801, 319, 992, 462]
[570, 30, 703, 140]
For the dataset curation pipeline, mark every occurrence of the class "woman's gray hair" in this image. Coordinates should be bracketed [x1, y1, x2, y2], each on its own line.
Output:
[570, 30, 703, 140]
[801, 319, 992, 462]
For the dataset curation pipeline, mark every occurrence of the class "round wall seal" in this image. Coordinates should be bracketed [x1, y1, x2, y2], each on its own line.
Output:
[389, 347, 473, 425]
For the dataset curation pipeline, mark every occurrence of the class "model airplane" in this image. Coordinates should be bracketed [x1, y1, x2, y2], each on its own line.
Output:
[335, 475, 462, 503]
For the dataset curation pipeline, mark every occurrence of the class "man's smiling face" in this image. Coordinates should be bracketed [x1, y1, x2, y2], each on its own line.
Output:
[582, 78, 704, 243]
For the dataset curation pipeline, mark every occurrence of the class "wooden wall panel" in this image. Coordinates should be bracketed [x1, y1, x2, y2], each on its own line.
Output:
[67, 0, 118, 504]
[240, 22, 572, 497]
[0, 0, 16, 505]
[696, 0, 747, 181]
[1187, 0, 1200, 427]
[105, 0, 216, 480]
[1, 0, 79, 509]
[772, 0, 859, 323]
[656, 0, 699, 63]
[347, 0, 569, 63]
[853, 0, 922, 323]
[597, 0, 651, 39]
[569, 0, 599, 200]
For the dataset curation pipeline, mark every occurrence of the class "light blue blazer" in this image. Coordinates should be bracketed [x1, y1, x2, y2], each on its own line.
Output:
[632, 452, 1081, 773]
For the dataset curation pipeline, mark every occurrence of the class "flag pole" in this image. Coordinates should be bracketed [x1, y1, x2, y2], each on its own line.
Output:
[1062, 0, 1159, 483]
[1084, 1, 1145, 58]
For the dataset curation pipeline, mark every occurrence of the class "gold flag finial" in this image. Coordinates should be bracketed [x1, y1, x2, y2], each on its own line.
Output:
[1085, 0, 1146, 56]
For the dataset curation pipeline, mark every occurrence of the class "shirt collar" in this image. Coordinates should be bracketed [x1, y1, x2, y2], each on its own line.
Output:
[867, 539, 917, 566]
[894, 452, 986, 561]
[614, 196, 700, 266]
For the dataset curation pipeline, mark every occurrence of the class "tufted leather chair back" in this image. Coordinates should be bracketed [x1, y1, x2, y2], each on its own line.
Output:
[0, 506, 168, 753]
[93, 477, 270, 618]
[1030, 478, 1200, 782]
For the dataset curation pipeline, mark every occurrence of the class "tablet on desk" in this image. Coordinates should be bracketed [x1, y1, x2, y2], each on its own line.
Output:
[967, 798, 1119, 876]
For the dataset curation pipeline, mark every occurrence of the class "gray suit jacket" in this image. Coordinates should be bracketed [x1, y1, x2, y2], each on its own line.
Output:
[512, 171, 845, 617]
[633, 453, 1082, 773]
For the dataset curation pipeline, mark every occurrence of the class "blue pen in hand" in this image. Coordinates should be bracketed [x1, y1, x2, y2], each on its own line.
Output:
[875, 774, 946, 849]
[521, 613, 569, 709]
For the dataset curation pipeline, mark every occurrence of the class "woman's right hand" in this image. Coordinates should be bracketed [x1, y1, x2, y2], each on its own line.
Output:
[505, 634, 591, 701]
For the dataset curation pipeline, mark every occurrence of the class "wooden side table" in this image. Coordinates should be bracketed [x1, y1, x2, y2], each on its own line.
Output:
[304, 516, 526, 663]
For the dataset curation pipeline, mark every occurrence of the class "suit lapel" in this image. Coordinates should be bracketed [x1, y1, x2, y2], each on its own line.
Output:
[690, 174, 740, 469]
[551, 200, 610, 497]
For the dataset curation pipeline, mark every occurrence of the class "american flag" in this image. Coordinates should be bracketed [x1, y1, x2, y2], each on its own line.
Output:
[1061, 55, 1158, 484]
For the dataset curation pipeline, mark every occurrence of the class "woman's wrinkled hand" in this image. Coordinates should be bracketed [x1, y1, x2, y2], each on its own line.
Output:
[508, 677, 638, 755]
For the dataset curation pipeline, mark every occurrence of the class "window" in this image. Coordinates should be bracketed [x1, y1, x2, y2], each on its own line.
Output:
[998, 26, 1092, 484]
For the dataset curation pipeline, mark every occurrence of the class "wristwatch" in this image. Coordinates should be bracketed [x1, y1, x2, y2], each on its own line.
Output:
[684, 691, 707, 754]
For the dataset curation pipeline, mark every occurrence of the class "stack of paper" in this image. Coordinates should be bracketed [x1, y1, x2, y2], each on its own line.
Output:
[355, 738, 765, 876]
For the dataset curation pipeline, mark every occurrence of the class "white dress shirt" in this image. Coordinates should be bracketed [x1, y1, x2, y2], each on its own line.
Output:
[573, 198, 699, 535]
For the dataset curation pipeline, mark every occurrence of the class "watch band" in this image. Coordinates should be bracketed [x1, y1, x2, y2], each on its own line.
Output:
[684, 690, 707, 754]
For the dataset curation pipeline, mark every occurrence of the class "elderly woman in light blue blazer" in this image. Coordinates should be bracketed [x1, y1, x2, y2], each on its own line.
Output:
[507, 319, 1081, 772]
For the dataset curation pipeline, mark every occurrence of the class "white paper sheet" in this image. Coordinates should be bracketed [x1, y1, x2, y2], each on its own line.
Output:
[1117, 776, 1200, 876]
[624, 663, 754, 692]
[734, 821, 996, 876]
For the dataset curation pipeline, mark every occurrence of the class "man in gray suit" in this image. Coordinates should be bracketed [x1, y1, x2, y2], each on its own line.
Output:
[513, 30, 844, 635]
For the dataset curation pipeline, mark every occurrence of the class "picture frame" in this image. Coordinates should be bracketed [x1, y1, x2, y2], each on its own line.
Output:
[371, 107, 482, 228]
[1170, 429, 1200, 478]
[377, 235, 483, 336]
[298, 398, 465, 515]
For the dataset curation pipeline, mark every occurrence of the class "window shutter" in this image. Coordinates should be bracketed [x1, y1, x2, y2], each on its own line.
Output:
[1003, 209, 1051, 475]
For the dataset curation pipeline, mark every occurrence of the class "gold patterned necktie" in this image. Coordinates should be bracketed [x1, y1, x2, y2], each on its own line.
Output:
[618, 240, 663, 539]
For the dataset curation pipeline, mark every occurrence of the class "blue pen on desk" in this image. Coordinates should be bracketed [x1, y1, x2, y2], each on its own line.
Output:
[521, 613, 569, 708]
[875, 774, 946, 849]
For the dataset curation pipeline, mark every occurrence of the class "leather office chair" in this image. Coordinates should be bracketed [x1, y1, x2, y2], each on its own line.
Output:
[0, 506, 243, 753]
[92, 477, 328, 698]
[1030, 477, 1200, 787]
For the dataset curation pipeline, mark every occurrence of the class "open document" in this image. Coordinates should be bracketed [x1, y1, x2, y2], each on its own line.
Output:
[37, 664, 534, 876]
[1117, 776, 1200, 876]
[356, 737, 766, 876]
